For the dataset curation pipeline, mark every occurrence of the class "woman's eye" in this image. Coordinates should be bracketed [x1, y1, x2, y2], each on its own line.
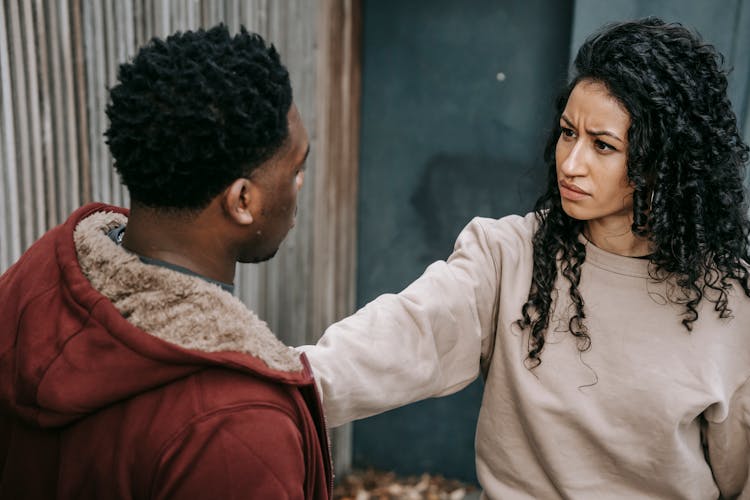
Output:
[560, 127, 575, 138]
[595, 139, 616, 151]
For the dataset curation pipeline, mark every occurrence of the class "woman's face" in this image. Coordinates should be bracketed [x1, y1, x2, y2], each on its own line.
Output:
[555, 80, 633, 224]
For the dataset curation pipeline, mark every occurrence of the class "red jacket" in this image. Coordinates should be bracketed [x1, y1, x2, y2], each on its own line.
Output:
[0, 203, 332, 499]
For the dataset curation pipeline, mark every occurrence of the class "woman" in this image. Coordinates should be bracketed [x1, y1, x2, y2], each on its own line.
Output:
[302, 18, 750, 499]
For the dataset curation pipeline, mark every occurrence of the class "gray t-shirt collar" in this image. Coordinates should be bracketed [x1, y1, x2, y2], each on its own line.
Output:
[107, 225, 235, 294]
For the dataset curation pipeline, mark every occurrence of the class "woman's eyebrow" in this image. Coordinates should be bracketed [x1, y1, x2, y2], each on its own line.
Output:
[561, 114, 624, 144]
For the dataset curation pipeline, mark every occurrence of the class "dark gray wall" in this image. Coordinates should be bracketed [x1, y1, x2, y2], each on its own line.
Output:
[355, 0, 574, 482]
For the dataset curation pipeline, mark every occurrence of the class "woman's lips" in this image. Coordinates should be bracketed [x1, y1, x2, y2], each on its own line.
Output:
[559, 180, 590, 201]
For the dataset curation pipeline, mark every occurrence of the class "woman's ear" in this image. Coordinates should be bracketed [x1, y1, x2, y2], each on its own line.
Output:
[222, 178, 258, 225]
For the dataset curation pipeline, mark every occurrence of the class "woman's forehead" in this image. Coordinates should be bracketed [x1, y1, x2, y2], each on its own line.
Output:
[564, 81, 630, 132]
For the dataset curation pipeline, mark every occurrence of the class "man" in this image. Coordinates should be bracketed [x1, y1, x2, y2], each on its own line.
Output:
[0, 25, 330, 499]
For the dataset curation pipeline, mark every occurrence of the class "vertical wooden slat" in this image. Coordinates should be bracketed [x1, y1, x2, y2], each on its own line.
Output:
[122, 1, 134, 69]
[313, 0, 362, 477]
[7, 0, 33, 249]
[0, 0, 22, 270]
[83, 0, 104, 202]
[111, 0, 125, 206]
[33, 0, 56, 229]
[199, 0, 208, 28]
[213, 1, 224, 26]
[49, 0, 65, 219]
[133, 0, 144, 48]
[8, 2, 33, 247]
[144, 0, 154, 43]
[71, 0, 91, 204]
[186, 0, 197, 29]
[156, 0, 169, 37]
[24, 0, 47, 239]
[226, 0, 239, 33]
[59, 0, 81, 215]
[172, 0, 182, 31]
[104, 0, 118, 205]
[200, 0, 221, 27]
[340, 0, 360, 325]
[313, 0, 362, 356]
[239, 0, 269, 48]
[21, 0, 45, 239]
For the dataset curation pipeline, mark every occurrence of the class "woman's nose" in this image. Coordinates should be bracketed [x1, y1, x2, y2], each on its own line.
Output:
[559, 141, 588, 177]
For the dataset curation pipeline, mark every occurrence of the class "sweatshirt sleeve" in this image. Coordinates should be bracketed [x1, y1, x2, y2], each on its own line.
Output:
[151, 407, 307, 500]
[301, 217, 502, 428]
[706, 376, 750, 499]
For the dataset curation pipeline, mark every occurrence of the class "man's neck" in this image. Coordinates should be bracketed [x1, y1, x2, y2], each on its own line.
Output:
[122, 204, 237, 284]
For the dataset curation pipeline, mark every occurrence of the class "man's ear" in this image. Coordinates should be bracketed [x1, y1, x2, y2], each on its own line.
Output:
[223, 178, 259, 225]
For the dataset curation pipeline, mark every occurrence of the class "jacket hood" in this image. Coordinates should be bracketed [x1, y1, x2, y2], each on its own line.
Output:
[0, 203, 310, 429]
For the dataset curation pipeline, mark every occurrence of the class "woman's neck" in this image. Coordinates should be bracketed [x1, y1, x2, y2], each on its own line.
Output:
[584, 218, 651, 257]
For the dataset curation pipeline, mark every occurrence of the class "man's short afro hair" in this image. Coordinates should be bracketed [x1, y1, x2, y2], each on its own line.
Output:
[105, 24, 293, 210]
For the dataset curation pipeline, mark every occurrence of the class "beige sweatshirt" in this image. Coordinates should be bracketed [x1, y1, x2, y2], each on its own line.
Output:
[302, 213, 750, 499]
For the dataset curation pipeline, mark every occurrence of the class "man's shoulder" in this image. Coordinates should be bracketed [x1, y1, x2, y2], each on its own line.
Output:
[101, 366, 321, 499]
[136, 366, 309, 426]
[112, 367, 310, 459]
[192, 367, 306, 417]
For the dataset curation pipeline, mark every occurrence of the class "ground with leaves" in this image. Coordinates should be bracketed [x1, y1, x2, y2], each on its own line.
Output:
[333, 469, 480, 500]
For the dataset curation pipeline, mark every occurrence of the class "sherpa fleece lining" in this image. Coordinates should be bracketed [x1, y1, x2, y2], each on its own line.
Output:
[74, 210, 302, 373]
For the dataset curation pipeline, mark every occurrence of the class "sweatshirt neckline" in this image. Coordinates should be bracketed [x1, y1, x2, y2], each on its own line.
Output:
[579, 234, 651, 278]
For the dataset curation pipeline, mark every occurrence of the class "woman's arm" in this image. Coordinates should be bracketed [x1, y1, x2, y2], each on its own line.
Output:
[301, 217, 503, 427]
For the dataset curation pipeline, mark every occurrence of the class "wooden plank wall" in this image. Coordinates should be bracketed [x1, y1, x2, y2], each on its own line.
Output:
[314, 0, 360, 475]
[0, 0, 359, 473]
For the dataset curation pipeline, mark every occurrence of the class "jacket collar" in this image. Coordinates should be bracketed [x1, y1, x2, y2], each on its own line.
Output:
[74, 209, 303, 374]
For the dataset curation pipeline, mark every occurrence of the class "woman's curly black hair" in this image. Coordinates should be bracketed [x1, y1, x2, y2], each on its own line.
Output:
[105, 24, 292, 210]
[517, 18, 750, 367]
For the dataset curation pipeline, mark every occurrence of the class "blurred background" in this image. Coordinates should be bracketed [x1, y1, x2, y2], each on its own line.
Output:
[1, 0, 749, 495]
